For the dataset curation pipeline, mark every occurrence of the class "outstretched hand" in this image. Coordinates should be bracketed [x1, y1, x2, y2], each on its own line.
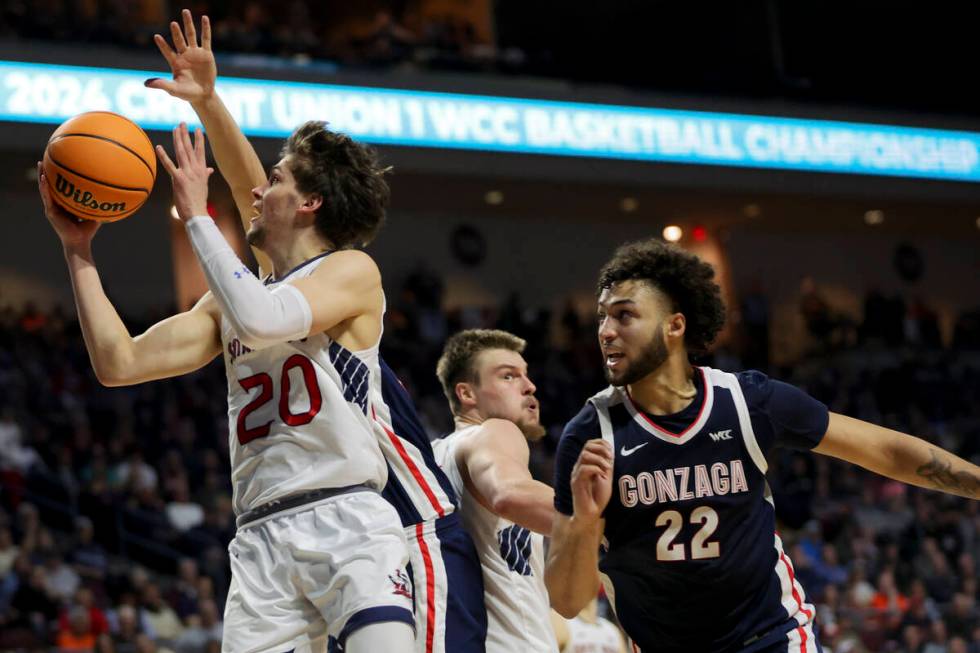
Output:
[145, 9, 216, 104]
[157, 123, 214, 222]
[37, 162, 101, 249]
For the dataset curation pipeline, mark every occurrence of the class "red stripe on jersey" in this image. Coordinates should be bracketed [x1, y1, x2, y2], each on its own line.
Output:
[797, 626, 808, 653]
[778, 550, 812, 619]
[779, 548, 812, 653]
[415, 523, 437, 653]
[373, 405, 447, 518]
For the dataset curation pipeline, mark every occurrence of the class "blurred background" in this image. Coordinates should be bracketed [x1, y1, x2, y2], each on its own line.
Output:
[0, 1, 979, 652]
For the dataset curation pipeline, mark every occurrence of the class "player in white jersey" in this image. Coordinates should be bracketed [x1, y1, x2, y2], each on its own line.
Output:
[431, 330, 558, 653]
[146, 12, 489, 653]
[551, 599, 626, 653]
[38, 34, 416, 653]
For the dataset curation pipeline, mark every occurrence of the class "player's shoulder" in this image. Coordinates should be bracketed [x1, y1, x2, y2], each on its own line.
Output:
[460, 419, 526, 453]
[309, 249, 382, 286]
[561, 399, 602, 439]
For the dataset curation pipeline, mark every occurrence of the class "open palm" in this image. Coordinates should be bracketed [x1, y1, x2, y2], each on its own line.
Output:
[147, 9, 216, 104]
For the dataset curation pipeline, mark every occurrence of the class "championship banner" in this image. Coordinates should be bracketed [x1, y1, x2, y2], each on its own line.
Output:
[3, 60, 979, 182]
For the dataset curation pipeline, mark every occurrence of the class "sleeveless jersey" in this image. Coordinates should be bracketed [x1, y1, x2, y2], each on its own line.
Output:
[371, 358, 458, 527]
[566, 615, 622, 653]
[433, 426, 558, 653]
[222, 253, 387, 515]
[553, 368, 829, 653]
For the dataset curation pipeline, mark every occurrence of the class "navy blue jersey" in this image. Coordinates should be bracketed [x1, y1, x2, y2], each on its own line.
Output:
[554, 367, 829, 653]
[372, 358, 460, 526]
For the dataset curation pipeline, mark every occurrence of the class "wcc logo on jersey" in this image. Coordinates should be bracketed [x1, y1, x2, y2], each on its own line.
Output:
[497, 525, 533, 575]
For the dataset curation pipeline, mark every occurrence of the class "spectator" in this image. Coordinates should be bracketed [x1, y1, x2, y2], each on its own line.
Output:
[57, 604, 97, 652]
[141, 583, 183, 644]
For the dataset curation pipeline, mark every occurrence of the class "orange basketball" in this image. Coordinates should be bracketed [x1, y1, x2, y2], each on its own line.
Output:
[43, 111, 156, 222]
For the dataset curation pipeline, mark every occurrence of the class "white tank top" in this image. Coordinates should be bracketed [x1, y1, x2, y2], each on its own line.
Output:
[432, 425, 558, 653]
[566, 615, 622, 653]
[221, 254, 388, 515]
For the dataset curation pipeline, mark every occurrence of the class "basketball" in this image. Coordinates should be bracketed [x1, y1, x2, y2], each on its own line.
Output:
[43, 111, 157, 222]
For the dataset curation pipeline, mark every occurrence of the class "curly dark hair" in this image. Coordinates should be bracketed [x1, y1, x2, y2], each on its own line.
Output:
[436, 329, 527, 415]
[597, 239, 726, 354]
[281, 121, 391, 249]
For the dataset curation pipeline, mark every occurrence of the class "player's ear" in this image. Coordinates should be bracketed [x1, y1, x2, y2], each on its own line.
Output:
[455, 382, 477, 409]
[666, 313, 686, 340]
[299, 193, 323, 214]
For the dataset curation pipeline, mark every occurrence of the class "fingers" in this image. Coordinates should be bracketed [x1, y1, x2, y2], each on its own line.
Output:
[172, 123, 193, 169]
[156, 144, 178, 178]
[193, 127, 205, 160]
[170, 20, 188, 53]
[581, 439, 614, 462]
[152, 33, 177, 69]
[201, 15, 211, 50]
[144, 76, 178, 96]
[182, 8, 197, 47]
[36, 162, 51, 205]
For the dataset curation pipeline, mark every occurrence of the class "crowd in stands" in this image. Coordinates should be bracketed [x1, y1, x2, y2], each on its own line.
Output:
[0, 1, 515, 74]
[1, 269, 979, 652]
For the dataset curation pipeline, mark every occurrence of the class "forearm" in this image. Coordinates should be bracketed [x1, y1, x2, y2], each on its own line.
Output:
[491, 479, 555, 535]
[545, 516, 603, 617]
[191, 94, 266, 193]
[818, 414, 980, 499]
[184, 216, 311, 348]
[63, 245, 135, 384]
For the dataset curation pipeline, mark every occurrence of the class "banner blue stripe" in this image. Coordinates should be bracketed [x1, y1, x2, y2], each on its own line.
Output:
[4, 59, 979, 182]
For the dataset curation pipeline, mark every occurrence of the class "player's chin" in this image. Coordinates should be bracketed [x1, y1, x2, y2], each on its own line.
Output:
[245, 224, 265, 248]
[603, 366, 628, 387]
[519, 419, 547, 442]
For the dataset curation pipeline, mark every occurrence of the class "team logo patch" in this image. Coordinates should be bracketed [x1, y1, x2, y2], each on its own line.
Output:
[388, 568, 413, 599]
[497, 525, 533, 575]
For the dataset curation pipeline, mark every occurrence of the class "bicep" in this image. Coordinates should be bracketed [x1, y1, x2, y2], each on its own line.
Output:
[463, 434, 532, 501]
[127, 295, 222, 383]
[812, 412, 895, 467]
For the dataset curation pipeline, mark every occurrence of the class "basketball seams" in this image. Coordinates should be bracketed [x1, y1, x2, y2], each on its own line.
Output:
[52, 110, 155, 153]
[46, 152, 152, 194]
[48, 132, 155, 179]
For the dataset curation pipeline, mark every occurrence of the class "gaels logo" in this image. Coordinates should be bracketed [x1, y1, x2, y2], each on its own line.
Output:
[55, 173, 126, 213]
[388, 569, 413, 599]
[228, 337, 254, 364]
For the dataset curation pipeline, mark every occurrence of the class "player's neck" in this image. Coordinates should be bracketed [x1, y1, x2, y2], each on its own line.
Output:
[454, 412, 485, 431]
[267, 230, 334, 279]
[626, 355, 696, 416]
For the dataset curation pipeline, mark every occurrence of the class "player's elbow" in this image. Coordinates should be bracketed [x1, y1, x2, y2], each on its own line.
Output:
[92, 348, 137, 387]
[546, 583, 585, 619]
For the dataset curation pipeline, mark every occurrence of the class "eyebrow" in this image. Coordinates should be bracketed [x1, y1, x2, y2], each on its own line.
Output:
[490, 364, 523, 374]
[597, 298, 637, 310]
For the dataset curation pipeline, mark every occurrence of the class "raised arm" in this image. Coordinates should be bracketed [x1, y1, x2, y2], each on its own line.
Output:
[158, 124, 383, 351]
[146, 9, 271, 275]
[38, 163, 222, 386]
[814, 412, 979, 499]
[456, 419, 555, 535]
[546, 439, 612, 618]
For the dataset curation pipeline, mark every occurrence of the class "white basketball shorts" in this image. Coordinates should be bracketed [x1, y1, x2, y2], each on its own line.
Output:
[222, 490, 415, 653]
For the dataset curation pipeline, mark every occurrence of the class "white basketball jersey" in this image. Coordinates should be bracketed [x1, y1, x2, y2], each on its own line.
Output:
[432, 426, 558, 653]
[221, 254, 388, 515]
[566, 616, 622, 653]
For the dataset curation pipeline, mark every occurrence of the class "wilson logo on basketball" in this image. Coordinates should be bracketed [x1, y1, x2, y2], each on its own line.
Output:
[54, 173, 126, 213]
